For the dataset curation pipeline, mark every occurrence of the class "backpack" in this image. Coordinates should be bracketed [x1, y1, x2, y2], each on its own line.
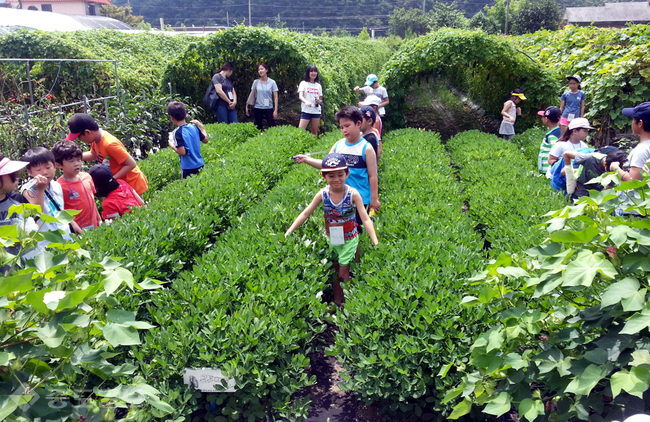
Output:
[550, 147, 596, 194]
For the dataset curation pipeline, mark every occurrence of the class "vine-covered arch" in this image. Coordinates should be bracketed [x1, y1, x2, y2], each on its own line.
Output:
[163, 26, 392, 122]
[383, 29, 559, 130]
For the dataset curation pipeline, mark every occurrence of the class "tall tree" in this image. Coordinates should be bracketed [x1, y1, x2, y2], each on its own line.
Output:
[100, 5, 144, 27]
[388, 8, 431, 38]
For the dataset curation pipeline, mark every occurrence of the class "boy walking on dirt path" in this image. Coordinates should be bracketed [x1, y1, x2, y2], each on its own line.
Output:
[285, 153, 378, 306]
[66, 113, 148, 196]
[293, 106, 380, 263]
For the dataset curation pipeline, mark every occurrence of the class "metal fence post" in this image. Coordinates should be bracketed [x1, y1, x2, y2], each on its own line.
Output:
[83, 95, 88, 114]
[168, 82, 173, 102]
[25, 60, 34, 106]
[24, 105, 29, 126]
[121, 89, 127, 114]
[104, 98, 110, 126]
[142, 90, 146, 101]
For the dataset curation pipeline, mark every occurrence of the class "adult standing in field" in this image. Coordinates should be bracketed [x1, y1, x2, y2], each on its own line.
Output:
[560, 75, 586, 134]
[354, 74, 389, 117]
[212, 62, 238, 124]
[245, 63, 278, 131]
[298, 65, 323, 136]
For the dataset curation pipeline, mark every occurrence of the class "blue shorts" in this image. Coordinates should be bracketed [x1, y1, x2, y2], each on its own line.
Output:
[301, 112, 321, 120]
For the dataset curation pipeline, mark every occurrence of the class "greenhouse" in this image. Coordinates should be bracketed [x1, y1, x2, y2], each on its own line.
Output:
[0, 8, 132, 32]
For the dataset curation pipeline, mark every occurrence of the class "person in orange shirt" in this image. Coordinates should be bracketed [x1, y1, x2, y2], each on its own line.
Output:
[65, 113, 148, 196]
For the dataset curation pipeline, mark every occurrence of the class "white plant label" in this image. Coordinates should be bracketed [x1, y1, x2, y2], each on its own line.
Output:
[183, 368, 236, 392]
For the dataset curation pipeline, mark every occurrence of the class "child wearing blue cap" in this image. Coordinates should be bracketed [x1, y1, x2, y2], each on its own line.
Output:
[609, 102, 650, 215]
[354, 74, 389, 117]
[285, 153, 378, 306]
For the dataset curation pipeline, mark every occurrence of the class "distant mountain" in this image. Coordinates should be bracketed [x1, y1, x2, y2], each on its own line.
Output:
[112, 0, 644, 34]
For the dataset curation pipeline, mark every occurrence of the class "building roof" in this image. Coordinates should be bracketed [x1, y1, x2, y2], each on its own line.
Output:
[0, 9, 132, 31]
[565, 2, 650, 25]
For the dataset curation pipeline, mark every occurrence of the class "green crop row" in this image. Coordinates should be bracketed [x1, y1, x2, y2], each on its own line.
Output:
[126, 134, 342, 421]
[447, 130, 566, 254]
[329, 129, 486, 420]
[81, 125, 317, 284]
[513, 126, 546, 171]
[138, 123, 260, 200]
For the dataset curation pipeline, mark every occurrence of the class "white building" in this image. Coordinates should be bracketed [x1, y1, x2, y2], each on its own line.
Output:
[4, 0, 111, 16]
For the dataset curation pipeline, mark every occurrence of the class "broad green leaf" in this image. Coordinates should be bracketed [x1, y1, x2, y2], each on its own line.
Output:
[486, 327, 504, 352]
[631, 350, 650, 366]
[622, 288, 646, 312]
[0, 352, 14, 366]
[31, 250, 68, 274]
[564, 364, 609, 396]
[483, 392, 511, 416]
[102, 323, 141, 347]
[0, 272, 32, 297]
[549, 227, 599, 243]
[460, 295, 480, 307]
[448, 398, 471, 419]
[622, 253, 650, 274]
[497, 266, 529, 278]
[621, 312, 650, 335]
[610, 367, 650, 398]
[608, 225, 638, 247]
[519, 398, 544, 422]
[441, 384, 464, 404]
[102, 267, 134, 294]
[601, 277, 640, 308]
[106, 310, 137, 323]
[0, 395, 19, 421]
[137, 278, 164, 290]
[563, 250, 617, 288]
[584, 348, 608, 365]
[36, 321, 67, 348]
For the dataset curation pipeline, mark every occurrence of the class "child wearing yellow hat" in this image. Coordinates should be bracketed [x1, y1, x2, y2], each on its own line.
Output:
[499, 89, 526, 140]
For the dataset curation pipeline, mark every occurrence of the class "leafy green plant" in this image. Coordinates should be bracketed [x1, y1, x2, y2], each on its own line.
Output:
[514, 25, 650, 141]
[138, 122, 260, 200]
[0, 205, 169, 421]
[382, 29, 559, 130]
[447, 130, 567, 254]
[134, 134, 340, 421]
[162, 25, 391, 124]
[448, 177, 650, 421]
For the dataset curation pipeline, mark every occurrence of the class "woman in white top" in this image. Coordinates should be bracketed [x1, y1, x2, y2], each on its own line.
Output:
[547, 117, 593, 168]
[298, 65, 323, 136]
[246, 63, 279, 131]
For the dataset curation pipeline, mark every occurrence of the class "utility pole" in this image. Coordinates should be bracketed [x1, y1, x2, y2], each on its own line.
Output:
[248, 0, 252, 26]
[227, 11, 229, 27]
[422, 0, 425, 13]
[504, 0, 510, 34]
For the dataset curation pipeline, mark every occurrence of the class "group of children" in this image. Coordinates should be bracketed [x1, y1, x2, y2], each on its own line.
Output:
[0, 101, 208, 260]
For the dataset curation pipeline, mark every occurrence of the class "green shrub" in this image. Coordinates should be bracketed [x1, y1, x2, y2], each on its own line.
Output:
[449, 179, 650, 421]
[514, 126, 546, 170]
[162, 26, 391, 123]
[447, 130, 567, 253]
[81, 125, 317, 283]
[138, 122, 260, 200]
[382, 29, 558, 130]
[514, 25, 650, 139]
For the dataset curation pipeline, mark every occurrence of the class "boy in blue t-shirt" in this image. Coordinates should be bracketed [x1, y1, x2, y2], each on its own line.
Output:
[167, 101, 209, 179]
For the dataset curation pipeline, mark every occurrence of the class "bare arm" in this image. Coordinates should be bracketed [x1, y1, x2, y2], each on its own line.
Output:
[548, 154, 559, 167]
[214, 83, 230, 103]
[168, 142, 187, 156]
[611, 162, 643, 182]
[82, 151, 96, 161]
[70, 221, 82, 235]
[299, 90, 313, 108]
[501, 102, 515, 122]
[273, 91, 279, 119]
[113, 155, 137, 180]
[365, 146, 380, 210]
[378, 97, 389, 109]
[560, 100, 566, 114]
[563, 150, 578, 165]
[285, 192, 322, 236]
[353, 191, 378, 245]
[293, 145, 336, 168]
[353, 86, 363, 93]
[22, 175, 48, 211]
[580, 99, 585, 118]
[191, 120, 209, 143]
